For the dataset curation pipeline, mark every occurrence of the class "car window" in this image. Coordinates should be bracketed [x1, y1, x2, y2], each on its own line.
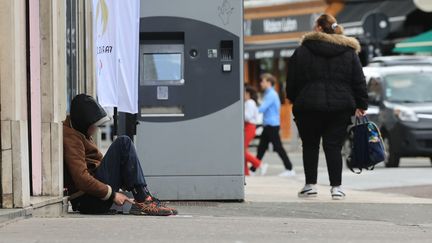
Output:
[367, 78, 383, 103]
[384, 72, 432, 103]
[368, 62, 383, 67]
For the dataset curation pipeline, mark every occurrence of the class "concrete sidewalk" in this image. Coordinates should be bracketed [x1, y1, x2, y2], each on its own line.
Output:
[246, 176, 432, 204]
[2, 144, 432, 242]
[1, 176, 432, 242]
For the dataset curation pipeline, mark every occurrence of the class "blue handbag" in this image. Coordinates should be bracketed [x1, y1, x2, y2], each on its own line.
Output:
[346, 117, 386, 173]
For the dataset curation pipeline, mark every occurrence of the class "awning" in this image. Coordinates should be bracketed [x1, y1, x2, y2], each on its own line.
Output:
[336, 0, 417, 37]
[244, 41, 298, 60]
[393, 30, 432, 53]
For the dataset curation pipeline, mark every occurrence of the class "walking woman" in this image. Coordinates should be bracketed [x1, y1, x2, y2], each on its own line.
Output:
[244, 86, 266, 176]
[286, 14, 368, 200]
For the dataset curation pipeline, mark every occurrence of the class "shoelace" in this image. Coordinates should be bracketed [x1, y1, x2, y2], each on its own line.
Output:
[147, 194, 167, 207]
[135, 201, 166, 214]
[147, 195, 178, 213]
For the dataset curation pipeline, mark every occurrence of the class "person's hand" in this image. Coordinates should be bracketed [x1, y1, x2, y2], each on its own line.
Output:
[355, 109, 366, 118]
[113, 192, 135, 206]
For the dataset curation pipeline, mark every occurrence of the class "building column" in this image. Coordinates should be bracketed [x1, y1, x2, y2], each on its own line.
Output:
[0, 0, 31, 208]
[85, 0, 97, 97]
[29, 0, 43, 196]
[39, 0, 67, 197]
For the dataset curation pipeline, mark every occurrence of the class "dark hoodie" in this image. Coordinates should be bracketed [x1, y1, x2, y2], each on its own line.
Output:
[286, 32, 368, 114]
[70, 94, 110, 137]
[63, 94, 112, 201]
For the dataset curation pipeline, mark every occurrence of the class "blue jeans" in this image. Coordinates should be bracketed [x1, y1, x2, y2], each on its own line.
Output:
[71, 136, 147, 214]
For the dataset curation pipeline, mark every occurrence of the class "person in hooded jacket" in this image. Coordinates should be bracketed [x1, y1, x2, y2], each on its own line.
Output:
[286, 14, 368, 200]
[63, 94, 178, 216]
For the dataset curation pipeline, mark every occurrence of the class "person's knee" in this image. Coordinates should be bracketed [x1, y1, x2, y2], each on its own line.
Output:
[322, 141, 341, 152]
[302, 141, 320, 151]
[273, 143, 285, 151]
[111, 136, 133, 151]
[116, 135, 132, 145]
[258, 144, 269, 151]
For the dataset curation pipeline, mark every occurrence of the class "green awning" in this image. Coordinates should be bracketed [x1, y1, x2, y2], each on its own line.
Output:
[394, 30, 432, 53]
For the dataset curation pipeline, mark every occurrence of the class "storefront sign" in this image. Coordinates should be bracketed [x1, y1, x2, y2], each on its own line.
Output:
[344, 27, 364, 36]
[263, 18, 298, 33]
[245, 48, 295, 60]
[245, 13, 319, 36]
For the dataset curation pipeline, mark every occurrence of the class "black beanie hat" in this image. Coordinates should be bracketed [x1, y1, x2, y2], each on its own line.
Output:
[70, 94, 110, 136]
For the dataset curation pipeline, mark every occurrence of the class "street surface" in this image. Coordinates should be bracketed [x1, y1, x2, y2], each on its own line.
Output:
[1, 144, 431, 243]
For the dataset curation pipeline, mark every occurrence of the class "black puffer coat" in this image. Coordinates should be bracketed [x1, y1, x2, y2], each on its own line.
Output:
[286, 32, 368, 114]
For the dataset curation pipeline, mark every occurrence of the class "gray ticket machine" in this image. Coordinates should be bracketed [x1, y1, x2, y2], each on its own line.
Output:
[134, 0, 244, 200]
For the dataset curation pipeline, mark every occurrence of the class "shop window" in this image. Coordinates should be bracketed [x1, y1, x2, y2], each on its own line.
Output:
[66, 0, 90, 112]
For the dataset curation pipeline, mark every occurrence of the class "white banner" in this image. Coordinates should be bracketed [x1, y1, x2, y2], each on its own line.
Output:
[116, 0, 140, 114]
[93, 0, 139, 114]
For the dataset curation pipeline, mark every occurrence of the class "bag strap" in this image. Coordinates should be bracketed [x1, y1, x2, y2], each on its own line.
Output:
[347, 156, 363, 174]
[355, 116, 368, 125]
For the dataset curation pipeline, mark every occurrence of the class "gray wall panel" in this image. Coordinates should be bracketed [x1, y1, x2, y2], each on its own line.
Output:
[145, 176, 245, 200]
[136, 101, 244, 176]
[140, 0, 242, 36]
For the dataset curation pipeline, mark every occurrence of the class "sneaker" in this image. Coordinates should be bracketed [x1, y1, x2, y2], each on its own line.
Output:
[259, 163, 269, 176]
[331, 186, 346, 200]
[278, 169, 296, 177]
[146, 195, 178, 215]
[129, 200, 173, 216]
[298, 184, 318, 198]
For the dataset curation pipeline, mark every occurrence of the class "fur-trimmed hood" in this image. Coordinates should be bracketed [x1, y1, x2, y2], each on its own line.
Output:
[300, 32, 361, 57]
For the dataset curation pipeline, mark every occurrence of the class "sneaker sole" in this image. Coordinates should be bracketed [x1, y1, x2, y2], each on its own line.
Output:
[130, 212, 173, 216]
[331, 195, 345, 200]
[129, 209, 173, 216]
[278, 174, 296, 177]
[260, 164, 269, 176]
[298, 193, 318, 198]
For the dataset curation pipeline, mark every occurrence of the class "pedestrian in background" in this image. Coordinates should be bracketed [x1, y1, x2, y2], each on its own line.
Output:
[257, 73, 295, 177]
[244, 85, 268, 176]
[286, 14, 368, 200]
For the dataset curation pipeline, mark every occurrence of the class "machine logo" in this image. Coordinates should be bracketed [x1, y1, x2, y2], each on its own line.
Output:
[95, 0, 109, 36]
[218, 0, 234, 25]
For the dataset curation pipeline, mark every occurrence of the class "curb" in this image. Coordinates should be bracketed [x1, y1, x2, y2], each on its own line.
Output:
[0, 196, 68, 226]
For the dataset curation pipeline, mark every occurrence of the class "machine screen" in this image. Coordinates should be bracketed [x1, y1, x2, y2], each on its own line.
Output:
[143, 53, 182, 81]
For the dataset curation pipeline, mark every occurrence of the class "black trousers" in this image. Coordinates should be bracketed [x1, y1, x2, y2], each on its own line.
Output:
[295, 111, 351, 187]
[257, 125, 293, 170]
[71, 136, 147, 214]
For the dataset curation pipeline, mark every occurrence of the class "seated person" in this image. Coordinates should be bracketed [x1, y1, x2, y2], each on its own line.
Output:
[64, 94, 177, 216]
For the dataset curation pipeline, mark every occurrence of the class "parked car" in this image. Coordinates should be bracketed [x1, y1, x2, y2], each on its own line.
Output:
[343, 65, 432, 167]
[367, 56, 432, 67]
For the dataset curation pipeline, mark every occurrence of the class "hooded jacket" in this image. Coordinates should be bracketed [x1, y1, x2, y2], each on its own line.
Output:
[63, 94, 112, 200]
[286, 32, 368, 113]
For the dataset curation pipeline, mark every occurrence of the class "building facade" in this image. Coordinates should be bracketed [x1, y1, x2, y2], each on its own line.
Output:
[0, 0, 94, 212]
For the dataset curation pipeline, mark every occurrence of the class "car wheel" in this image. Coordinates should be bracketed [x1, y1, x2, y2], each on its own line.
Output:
[383, 137, 400, 168]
